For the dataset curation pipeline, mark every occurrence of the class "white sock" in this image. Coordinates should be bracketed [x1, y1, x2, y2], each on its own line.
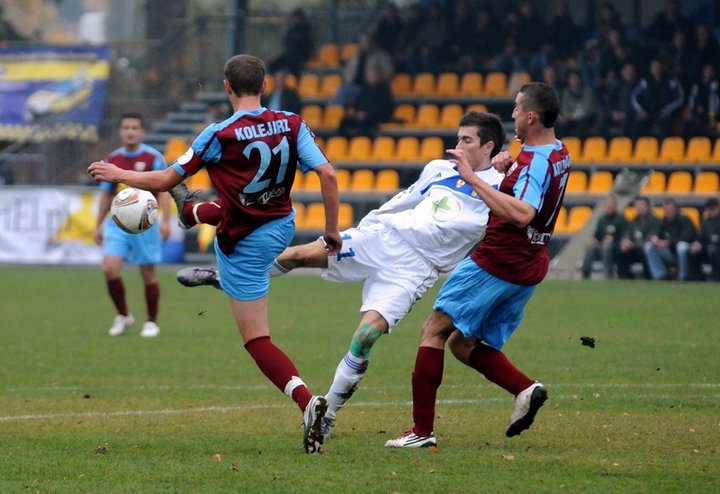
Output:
[325, 352, 368, 418]
[269, 258, 289, 277]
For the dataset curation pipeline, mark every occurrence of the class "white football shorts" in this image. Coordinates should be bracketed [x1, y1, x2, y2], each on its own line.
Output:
[323, 225, 439, 329]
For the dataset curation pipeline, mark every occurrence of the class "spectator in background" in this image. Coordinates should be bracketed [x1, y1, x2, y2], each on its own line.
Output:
[630, 58, 684, 140]
[689, 197, 720, 281]
[261, 67, 302, 115]
[646, 0, 692, 49]
[444, 0, 476, 73]
[373, 1, 403, 54]
[558, 70, 600, 138]
[515, 0, 546, 58]
[596, 2, 625, 52]
[332, 33, 394, 106]
[686, 24, 719, 84]
[644, 197, 698, 281]
[546, 1, 581, 60]
[664, 29, 694, 91]
[413, 1, 447, 74]
[268, 8, 314, 78]
[469, 6, 503, 71]
[604, 62, 639, 137]
[581, 195, 627, 279]
[391, 3, 423, 74]
[337, 63, 394, 138]
[615, 196, 659, 279]
[683, 63, 719, 140]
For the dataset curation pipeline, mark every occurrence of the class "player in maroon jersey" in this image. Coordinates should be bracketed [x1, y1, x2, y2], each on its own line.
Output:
[386, 82, 570, 448]
[88, 54, 342, 454]
[93, 113, 171, 338]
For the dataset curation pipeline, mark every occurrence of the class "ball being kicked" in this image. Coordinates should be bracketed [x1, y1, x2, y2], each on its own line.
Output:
[110, 187, 158, 234]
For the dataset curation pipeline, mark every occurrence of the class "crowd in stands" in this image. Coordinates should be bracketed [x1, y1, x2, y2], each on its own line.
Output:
[270, 0, 718, 143]
[582, 195, 720, 281]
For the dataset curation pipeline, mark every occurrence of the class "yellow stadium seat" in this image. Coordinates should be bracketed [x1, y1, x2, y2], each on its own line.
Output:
[483, 72, 508, 96]
[321, 105, 344, 129]
[292, 202, 306, 228]
[395, 136, 420, 161]
[682, 207, 701, 229]
[346, 136, 372, 161]
[297, 73, 321, 98]
[186, 169, 212, 190]
[632, 136, 659, 164]
[413, 72, 436, 97]
[459, 72, 483, 96]
[350, 169, 374, 190]
[565, 206, 593, 233]
[302, 202, 326, 230]
[465, 103, 488, 113]
[284, 74, 297, 90]
[623, 207, 637, 221]
[264, 75, 275, 94]
[587, 170, 614, 193]
[338, 203, 354, 229]
[578, 136, 607, 163]
[553, 206, 569, 234]
[320, 73, 342, 98]
[566, 170, 587, 193]
[335, 169, 351, 190]
[640, 172, 666, 194]
[439, 104, 464, 128]
[369, 136, 396, 161]
[301, 105, 322, 128]
[308, 43, 340, 67]
[293, 169, 304, 189]
[711, 138, 720, 162]
[508, 71, 531, 94]
[391, 73, 413, 97]
[436, 72, 460, 97]
[659, 137, 685, 163]
[381, 104, 415, 129]
[508, 138, 521, 156]
[302, 171, 321, 191]
[420, 136, 445, 161]
[324, 136, 348, 161]
[341, 43, 358, 62]
[666, 171, 693, 193]
[414, 104, 440, 128]
[164, 137, 190, 163]
[607, 136, 633, 163]
[375, 169, 400, 192]
[684, 136, 712, 163]
[693, 171, 719, 194]
[562, 137, 582, 162]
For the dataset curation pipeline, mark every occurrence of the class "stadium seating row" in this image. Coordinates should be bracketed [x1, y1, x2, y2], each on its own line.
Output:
[294, 202, 354, 230]
[319, 135, 444, 163]
[510, 136, 720, 165]
[295, 168, 399, 192]
[555, 205, 704, 235]
[306, 42, 358, 69]
[566, 169, 720, 195]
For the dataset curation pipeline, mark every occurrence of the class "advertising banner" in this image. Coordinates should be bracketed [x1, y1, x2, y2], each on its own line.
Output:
[0, 45, 111, 142]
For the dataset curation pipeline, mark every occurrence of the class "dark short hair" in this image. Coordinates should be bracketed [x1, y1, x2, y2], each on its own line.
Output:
[458, 111, 506, 158]
[634, 195, 650, 206]
[224, 54, 265, 96]
[120, 112, 144, 128]
[518, 82, 560, 128]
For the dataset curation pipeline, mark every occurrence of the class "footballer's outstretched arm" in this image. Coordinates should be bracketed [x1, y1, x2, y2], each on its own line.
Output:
[88, 161, 183, 193]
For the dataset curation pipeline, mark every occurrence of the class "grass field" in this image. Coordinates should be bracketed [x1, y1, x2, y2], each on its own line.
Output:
[1, 266, 718, 493]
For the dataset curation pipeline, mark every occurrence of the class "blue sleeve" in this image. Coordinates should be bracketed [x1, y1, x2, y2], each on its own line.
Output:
[98, 179, 114, 192]
[151, 149, 167, 171]
[192, 123, 223, 164]
[513, 154, 548, 211]
[296, 122, 328, 173]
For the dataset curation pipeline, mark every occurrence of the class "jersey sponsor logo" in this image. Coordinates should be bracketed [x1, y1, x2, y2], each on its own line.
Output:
[238, 186, 286, 206]
[430, 194, 462, 223]
[526, 225, 551, 245]
[234, 119, 290, 141]
[336, 247, 356, 261]
[133, 161, 147, 171]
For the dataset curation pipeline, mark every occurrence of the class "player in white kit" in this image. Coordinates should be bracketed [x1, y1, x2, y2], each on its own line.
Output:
[176, 111, 506, 437]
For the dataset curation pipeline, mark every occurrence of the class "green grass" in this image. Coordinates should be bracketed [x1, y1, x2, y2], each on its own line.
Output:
[1, 266, 718, 493]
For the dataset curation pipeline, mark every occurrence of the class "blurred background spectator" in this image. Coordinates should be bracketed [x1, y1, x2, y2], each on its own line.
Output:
[268, 8, 314, 79]
[337, 63, 394, 138]
[261, 67, 302, 115]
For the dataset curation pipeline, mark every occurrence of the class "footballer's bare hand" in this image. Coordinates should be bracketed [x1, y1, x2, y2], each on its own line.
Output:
[446, 148, 474, 182]
[88, 161, 122, 183]
[321, 231, 342, 256]
[491, 150, 514, 173]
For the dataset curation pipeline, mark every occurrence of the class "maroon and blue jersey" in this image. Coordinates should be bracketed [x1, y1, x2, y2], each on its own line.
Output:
[172, 108, 328, 254]
[100, 144, 166, 192]
[471, 140, 571, 285]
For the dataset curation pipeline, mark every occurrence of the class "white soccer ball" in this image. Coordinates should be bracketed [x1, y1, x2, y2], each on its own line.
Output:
[110, 187, 158, 234]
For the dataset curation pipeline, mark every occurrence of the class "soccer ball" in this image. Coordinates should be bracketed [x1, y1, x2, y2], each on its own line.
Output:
[110, 187, 158, 234]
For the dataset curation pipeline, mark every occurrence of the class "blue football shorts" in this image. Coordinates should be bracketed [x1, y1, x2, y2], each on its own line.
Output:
[433, 256, 536, 350]
[215, 212, 295, 301]
[103, 219, 162, 264]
